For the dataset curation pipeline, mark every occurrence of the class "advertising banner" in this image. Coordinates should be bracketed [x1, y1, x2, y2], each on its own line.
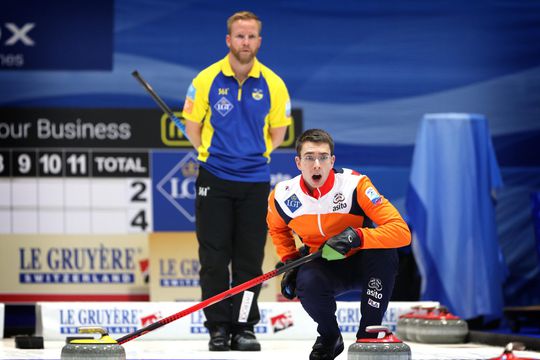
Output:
[149, 232, 279, 302]
[0, 235, 149, 302]
[0, 108, 302, 149]
[0, 108, 163, 148]
[152, 150, 298, 231]
[37, 301, 439, 341]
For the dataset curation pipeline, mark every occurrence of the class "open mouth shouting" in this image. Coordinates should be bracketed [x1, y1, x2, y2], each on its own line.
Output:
[312, 174, 322, 184]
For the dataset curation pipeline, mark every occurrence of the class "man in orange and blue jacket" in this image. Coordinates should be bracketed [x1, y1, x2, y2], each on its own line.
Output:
[267, 128, 411, 360]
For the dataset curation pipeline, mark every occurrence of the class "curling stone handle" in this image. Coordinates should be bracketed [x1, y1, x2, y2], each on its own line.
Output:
[77, 327, 108, 335]
[436, 305, 448, 312]
[366, 325, 391, 335]
[505, 342, 525, 353]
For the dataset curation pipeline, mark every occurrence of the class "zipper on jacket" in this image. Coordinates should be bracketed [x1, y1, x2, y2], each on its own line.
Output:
[316, 187, 326, 237]
[236, 77, 245, 101]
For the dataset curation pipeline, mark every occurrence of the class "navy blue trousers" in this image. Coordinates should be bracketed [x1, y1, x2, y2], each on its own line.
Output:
[296, 248, 399, 340]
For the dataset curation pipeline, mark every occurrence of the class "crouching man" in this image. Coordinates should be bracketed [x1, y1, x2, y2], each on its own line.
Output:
[267, 129, 411, 360]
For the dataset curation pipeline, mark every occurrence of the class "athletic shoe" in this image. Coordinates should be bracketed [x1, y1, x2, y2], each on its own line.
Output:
[230, 330, 261, 351]
[208, 326, 230, 351]
[309, 335, 344, 360]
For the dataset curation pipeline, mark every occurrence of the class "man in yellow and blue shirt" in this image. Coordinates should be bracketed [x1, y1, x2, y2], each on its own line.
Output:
[182, 10, 291, 352]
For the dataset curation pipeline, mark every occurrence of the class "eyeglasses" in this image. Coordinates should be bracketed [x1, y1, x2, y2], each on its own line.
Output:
[301, 154, 331, 163]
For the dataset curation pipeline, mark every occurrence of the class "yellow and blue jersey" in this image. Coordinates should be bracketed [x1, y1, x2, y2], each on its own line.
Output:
[182, 55, 292, 182]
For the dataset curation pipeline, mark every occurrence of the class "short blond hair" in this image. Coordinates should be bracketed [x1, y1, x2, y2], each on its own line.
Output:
[227, 11, 262, 34]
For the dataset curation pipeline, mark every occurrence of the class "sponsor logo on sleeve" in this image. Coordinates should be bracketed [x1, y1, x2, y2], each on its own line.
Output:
[285, 100, 291, 117]
[183, 84, 196, 114]
[183, 98, 194, 114]
[365, 186, 382, 205]
[186, 83, 196, 99]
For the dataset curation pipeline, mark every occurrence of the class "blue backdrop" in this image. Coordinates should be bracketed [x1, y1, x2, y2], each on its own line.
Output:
[2, 0, 540, 316]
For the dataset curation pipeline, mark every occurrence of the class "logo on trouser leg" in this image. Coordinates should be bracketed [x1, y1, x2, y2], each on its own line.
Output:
[238, 290, 254, 323]
[367, 277, 383, 300]
[198, 186, 210, 197]
[368, 277, 383, 291]
[368, 298, 380, 308]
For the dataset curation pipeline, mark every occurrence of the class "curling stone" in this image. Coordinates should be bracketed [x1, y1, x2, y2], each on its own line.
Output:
[348, 326, 411, 360]
[406, 305, 435, 342]
[61, 326, 125, 360]
[395, 305, 422, 341]
[489, 342, 537, 360]
[414, 305, 468, 344]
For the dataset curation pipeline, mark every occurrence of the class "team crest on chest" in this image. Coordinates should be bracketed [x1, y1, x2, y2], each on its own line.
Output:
[284, 194, 302, 213]
[252, 88, 263, 101]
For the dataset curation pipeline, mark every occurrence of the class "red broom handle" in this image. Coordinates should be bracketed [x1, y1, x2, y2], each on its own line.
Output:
[116, 251, 321, 344]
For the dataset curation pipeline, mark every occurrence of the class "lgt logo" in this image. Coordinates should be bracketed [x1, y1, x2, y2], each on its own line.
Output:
[156, 152, 198, 222]
[0, 23, 35, 46]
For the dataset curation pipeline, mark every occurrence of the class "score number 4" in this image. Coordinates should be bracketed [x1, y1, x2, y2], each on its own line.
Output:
[130, 180, 150, 232]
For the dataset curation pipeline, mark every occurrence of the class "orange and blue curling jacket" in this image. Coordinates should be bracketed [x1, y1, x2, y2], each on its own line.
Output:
[267, 168, 411, 262]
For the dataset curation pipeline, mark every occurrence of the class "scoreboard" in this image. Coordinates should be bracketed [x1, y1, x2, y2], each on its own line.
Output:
[0, 107, 302, 302]
[0, 107, 302, 234]
[0, 149, 151, 234]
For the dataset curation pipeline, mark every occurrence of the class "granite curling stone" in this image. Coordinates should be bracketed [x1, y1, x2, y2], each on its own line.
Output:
[61, 326, 126, 360]
[348, 325, 411, 360]
[395, 305, 422, 341]
[405, 305, 435, 342]
[414, 305, 468, 344]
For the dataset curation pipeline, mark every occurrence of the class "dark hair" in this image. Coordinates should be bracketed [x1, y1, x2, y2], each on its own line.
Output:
[227, 11, 262, 34]
[295, 129, 334, 156]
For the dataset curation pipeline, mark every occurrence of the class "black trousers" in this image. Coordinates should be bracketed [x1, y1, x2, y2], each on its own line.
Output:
[296, 248, 399, 340]
[195, 166, 270, 332]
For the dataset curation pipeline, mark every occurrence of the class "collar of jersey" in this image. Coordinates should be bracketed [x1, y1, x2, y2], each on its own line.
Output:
[300, 169, 335, 199]
[221, 55, 261, 79]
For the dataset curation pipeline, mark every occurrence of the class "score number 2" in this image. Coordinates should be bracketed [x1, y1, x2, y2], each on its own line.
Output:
[129, 180, 150, 232]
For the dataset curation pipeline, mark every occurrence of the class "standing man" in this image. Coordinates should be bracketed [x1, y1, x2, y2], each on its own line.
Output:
[267, 129, 411, 360]
[182, 11, 292, 352]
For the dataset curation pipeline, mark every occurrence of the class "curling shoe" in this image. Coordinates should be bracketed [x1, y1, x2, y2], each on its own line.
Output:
[208, 326, 230, 351]
[231, 330, 261, 351]
[310, 335, 344, 360]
